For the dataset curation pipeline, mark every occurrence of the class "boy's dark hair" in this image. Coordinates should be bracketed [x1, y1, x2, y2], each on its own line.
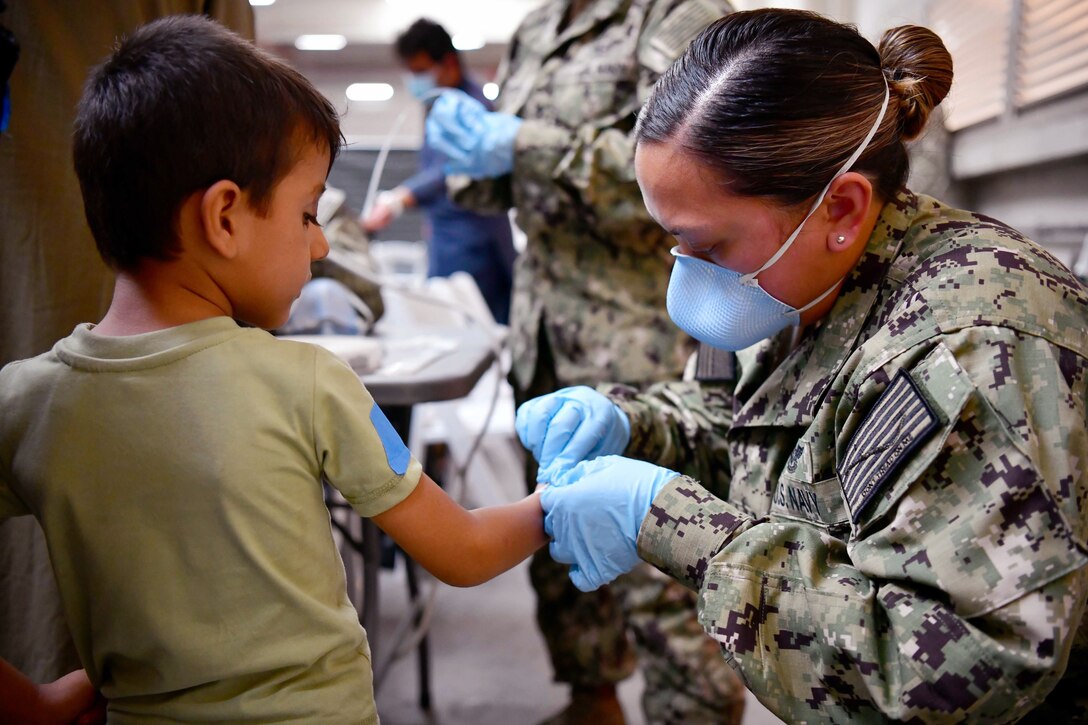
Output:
[394, 18, 456, 63]
[73, 14, 342, 271]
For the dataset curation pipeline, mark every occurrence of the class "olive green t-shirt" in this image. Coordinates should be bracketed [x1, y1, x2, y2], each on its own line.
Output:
[0, 317, 421, 723]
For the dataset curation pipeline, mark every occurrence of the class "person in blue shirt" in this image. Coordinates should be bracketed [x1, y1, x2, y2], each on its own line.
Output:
[363, 18, 515, 325]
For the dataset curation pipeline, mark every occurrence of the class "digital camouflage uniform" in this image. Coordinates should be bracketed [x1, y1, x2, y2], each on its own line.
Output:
[609, 190, 1088, 723]
[452, 0, 743, 720]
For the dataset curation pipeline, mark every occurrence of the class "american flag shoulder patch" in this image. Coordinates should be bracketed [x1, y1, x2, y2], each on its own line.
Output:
[839, 370, 939, 523]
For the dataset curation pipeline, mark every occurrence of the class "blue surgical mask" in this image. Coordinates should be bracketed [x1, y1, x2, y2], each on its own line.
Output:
[666, 81, 891, 351]
[406, 71, 438, 101]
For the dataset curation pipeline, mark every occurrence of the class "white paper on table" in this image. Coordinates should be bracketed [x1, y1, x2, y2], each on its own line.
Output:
[279, 335, 384, 374]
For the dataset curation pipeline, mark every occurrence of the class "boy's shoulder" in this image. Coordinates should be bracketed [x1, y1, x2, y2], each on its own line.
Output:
[0, 323, 367, 401]
[0, 346, 64, 392]
[0, 322, 287, 392]
[0, 347, 72, 447]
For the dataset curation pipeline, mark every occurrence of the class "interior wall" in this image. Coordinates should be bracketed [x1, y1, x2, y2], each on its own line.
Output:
[261, 47, 504, 148]
[262, 0, 1088, 269]
[958, 155, 1088, 270]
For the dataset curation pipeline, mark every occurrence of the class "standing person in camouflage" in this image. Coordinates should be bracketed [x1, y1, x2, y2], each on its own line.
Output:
[424, 1, 743, 723]
[522, 9, 1088, 723]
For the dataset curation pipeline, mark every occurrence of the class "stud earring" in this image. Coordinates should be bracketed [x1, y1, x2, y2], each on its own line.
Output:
[835, 234, 847, 244]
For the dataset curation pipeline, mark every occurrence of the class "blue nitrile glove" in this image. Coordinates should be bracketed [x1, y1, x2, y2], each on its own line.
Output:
[540, 455, 680, 592]
[515, 386, 631, 484]
[425, 89, 522, 179]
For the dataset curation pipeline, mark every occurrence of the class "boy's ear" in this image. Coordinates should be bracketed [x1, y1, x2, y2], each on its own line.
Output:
[200, 180, 247, 259]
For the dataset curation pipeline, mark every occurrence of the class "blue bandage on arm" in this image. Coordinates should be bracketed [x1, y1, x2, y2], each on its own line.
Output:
[369, 404, 411, 475]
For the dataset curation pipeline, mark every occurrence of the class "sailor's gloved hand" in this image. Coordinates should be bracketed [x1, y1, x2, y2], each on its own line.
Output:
[515, 386, 631, 484]
[425, 89, 522, 179]
[540, 455, 679, 592]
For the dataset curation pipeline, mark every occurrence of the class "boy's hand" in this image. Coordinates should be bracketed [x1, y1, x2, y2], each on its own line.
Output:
[38, 669, 106, 724]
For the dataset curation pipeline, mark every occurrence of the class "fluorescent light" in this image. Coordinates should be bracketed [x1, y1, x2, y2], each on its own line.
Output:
[451, 33, 485, 51]
[483, 83, 499, 100]
[294, 34, 347, 51]
[248, 0, 275, 6]
[346, 83, 395, 102]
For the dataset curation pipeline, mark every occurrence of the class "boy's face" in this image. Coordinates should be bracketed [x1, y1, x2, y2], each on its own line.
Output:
[232, 143, 331, 329]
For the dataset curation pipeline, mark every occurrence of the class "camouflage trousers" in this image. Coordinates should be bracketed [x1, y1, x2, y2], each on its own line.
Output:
[518, 332, 745, 724]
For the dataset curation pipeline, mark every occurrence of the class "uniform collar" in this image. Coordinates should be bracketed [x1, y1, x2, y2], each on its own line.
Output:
[732, 190, 921, 429]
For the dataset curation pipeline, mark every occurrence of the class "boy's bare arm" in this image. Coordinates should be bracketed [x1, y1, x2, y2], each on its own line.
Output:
[372, 473, 547, 587]
[0, 658, 105, 724]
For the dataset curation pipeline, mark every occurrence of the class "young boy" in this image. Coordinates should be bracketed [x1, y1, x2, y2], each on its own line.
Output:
[0, 15, 545, 724]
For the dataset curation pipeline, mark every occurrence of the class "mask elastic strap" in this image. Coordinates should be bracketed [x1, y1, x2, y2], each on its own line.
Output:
[740, 78, 891, 287]
[793, 275, 842, 315]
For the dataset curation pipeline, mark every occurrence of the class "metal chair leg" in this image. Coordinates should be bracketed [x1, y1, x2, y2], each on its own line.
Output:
[403, 556, 432, 711]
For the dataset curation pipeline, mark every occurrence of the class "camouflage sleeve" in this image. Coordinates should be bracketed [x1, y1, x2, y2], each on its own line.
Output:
[447, 173, 514, 217]
[510, 0, 731, 246]
[604, 379, 734, 497]
[637, 475, 755, 590]
[444, 13, 519, 216]
[639, 328, 1088, 721]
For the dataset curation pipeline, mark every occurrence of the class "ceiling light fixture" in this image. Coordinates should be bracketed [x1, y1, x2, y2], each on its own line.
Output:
[294, 34, 348, 51]
[346, 83, 395, 102]
[451, 33, 485, 51]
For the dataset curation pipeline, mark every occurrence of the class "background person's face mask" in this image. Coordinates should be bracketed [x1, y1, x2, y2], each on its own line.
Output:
[406, 70, 438, 101]
[666, 81, 890, 352]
